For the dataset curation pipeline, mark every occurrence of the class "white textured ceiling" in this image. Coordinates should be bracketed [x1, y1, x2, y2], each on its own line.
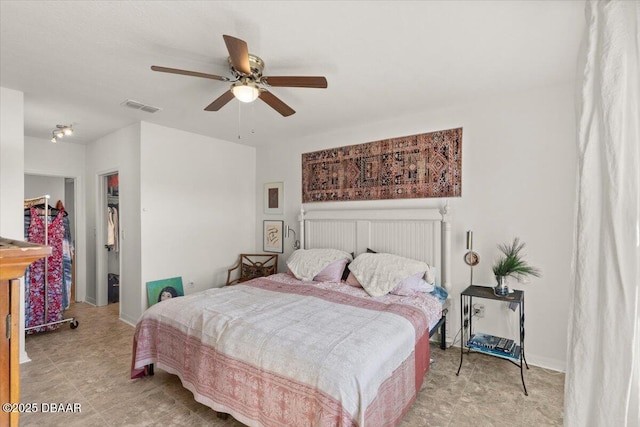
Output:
[0, 1, 585, 146]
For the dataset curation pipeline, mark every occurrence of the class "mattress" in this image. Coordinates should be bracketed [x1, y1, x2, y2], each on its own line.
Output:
[131, 273, 442, 426]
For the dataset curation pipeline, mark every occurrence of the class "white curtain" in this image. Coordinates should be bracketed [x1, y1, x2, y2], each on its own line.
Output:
[566, 1, 640, 426]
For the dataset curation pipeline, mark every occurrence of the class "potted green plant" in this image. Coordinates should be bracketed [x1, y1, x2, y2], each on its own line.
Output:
[492, 238, 541, 296]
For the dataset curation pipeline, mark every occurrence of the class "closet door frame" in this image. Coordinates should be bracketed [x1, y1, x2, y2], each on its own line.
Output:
[95, 170, 121, 309]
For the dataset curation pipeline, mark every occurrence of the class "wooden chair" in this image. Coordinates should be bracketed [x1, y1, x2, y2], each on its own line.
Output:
[226, 254, 278, 286]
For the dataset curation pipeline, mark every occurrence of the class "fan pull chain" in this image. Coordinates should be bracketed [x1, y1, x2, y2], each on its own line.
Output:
[250, 100, 255, 134]
[237, 101, 241, 140]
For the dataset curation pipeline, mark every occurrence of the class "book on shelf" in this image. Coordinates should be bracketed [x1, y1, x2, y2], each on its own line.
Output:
[468, 333, 500, 349]
[495, 337, 515, 353]
[501, 339, 516, 354]
[468, 333, 519, 358]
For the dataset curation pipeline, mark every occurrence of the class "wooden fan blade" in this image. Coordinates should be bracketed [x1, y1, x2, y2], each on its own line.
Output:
[223, 35, 251, 75]
[151, 66, 229, 81]
[262, 76, 328, 88]
[204, 90, 235, 111]
[259, 90, 296, 117]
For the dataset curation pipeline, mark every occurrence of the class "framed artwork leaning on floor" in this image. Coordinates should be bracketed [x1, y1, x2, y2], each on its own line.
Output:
[146, 277, 184, 307]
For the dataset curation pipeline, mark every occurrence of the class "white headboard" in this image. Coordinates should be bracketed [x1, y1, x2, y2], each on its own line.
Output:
[298, 206, 452, 291]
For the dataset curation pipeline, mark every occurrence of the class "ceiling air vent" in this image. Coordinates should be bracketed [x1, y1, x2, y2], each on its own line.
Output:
[140, 105, 161, 114]
[121, 99, 162, 114]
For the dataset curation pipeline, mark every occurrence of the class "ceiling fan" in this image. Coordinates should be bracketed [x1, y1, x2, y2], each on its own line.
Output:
[151, 35, 327, 117]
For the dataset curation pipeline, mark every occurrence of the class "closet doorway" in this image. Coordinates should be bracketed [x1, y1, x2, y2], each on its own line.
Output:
[96, 171, 121, 316]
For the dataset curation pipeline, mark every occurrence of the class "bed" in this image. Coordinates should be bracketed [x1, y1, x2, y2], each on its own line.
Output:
[131, 207, 452, 426]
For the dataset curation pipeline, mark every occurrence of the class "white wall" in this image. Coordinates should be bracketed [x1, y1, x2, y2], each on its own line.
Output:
[33, 120, 256, 326]
[85, 123, 141, 326]
[0, 87, 24, 239]
[255, 82, 576, 371]
[0, 87, 30, 362]
[24, 137, 87, 302]
[139, 122, 256, 310]
[24, 175, 65, 207]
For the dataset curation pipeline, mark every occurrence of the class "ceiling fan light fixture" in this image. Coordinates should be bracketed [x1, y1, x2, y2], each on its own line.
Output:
[152, 35, 326, 116]
[231, 81, 259, 103]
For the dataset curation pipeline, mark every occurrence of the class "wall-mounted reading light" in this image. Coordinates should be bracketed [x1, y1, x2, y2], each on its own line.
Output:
[50, 124, 73, 143]
[284, 225, 301, 249]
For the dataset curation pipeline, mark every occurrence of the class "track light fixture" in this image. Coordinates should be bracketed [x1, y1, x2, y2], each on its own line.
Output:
[50, 124, 73, 143]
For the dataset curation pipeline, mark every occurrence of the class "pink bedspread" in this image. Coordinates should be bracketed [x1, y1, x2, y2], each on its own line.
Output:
[131, 274, 441, 427]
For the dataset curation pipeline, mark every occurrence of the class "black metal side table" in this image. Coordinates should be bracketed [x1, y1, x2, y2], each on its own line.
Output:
[455, 285, 530, 395]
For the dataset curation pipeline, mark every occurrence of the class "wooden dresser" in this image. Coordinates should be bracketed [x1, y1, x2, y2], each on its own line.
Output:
[0, 237, 50, 427]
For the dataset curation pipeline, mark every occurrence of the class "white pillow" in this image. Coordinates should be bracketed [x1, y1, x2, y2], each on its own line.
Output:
[286, 248, 353, 281]
[390, 273, 435, 296]
[349, 253, 431, 297]
[425, 266, 436, 286]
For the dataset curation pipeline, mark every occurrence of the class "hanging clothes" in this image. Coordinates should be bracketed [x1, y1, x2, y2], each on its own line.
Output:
[62, 215, 74, 309]
[107, 206, 119, 252]
[24, 206, 73, 309]
[25, 207, 65, 333]
[24, 212, 32, 305]
[56, 198, 74, 308]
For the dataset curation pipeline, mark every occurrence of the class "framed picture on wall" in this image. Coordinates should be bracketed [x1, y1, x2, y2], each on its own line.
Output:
[263, 220, 284, 253]
[264, 182, 284, 214]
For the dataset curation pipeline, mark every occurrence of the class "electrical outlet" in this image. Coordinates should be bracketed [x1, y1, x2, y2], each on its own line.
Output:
[473, 304, 485, 318]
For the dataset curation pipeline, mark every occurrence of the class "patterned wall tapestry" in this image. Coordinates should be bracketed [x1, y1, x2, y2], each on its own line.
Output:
[302, 128, 462, 203]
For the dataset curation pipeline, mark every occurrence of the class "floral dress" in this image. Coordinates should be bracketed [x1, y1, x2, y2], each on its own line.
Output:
[25, 207, 65, 333]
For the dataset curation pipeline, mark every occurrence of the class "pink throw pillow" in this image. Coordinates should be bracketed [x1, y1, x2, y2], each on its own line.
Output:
[313, 259, 349, 282]
[390, 272, 433, 296]
[345, 272, 363, 288]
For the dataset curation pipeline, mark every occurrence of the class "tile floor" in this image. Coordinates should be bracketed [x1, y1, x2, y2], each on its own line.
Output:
[20, 303, 564, 426]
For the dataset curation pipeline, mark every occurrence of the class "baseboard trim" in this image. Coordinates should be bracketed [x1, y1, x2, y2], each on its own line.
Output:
[119, 312, 137, 327]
